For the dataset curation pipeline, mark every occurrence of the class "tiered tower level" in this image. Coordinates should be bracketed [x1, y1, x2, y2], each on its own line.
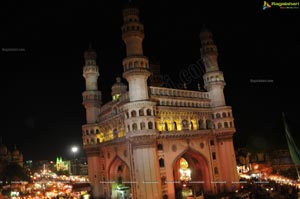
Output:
[81, 6, 239, 199]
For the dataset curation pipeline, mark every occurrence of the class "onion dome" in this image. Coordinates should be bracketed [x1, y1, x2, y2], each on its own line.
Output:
[111, 77, 127, 101]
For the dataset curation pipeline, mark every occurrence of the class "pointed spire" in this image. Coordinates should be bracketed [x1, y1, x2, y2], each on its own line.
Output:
[84, 43, 97, 61]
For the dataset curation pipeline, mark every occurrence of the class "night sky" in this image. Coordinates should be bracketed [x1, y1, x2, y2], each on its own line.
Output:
[1, 1, 299, 161]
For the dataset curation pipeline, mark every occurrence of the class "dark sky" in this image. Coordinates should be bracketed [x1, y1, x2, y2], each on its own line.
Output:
[1, 1, 299, 161]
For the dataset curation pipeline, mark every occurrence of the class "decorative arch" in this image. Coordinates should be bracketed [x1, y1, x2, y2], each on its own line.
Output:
[132, 123, 138, 131]
[108, 156, 131, 198]
[148, 122, 153, 129]
[172, 149, 212, 197]
[140, 122, 146, 130]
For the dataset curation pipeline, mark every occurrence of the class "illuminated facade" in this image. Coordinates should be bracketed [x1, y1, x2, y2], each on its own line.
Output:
[81, 4, 239, 199]
[56, 157, 71, 173]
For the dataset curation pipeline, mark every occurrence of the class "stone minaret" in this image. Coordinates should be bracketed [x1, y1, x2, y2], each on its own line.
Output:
[82, 45, 102, 198]
[121, 4, 162, 199]
[200, 27, 239, 192]
[82, 45, 102, 124]
[121, 5, 151, 102]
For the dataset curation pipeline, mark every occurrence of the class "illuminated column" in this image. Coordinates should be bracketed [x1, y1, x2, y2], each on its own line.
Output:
[200, 27, 225, 107]
[129, 136, 162, 199]
[82, 45, 101, 124]
[82, 45, 103, 198]
[121, 5, 151, 102]
[121, 5, 161, 199]
[86, 147, 102, 198]
[200, 27, 239, 191]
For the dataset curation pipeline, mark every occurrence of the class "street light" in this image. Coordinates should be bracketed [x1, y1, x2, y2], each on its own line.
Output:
[71, 146, 79, 176]
[71, 146, 78, 159]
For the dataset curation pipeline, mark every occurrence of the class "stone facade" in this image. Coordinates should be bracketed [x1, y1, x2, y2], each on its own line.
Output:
[81, 5, 239, 199]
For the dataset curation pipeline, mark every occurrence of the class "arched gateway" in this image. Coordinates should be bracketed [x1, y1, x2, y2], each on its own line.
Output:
[173, 150, 212, 199]
[109, 157, 131, 199]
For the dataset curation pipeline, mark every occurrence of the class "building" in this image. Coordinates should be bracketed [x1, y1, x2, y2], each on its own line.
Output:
[0, 143, 23, 173]
[81, 4, 239, 199]
[56, 157, 71, 174]
[70, 157, 88, 176]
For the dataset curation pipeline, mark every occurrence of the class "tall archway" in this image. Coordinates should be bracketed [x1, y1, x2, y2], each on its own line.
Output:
[173, 149, 212, 198]
[109, 157, 131, 199]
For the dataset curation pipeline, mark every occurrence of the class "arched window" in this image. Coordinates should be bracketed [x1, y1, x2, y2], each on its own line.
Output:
[210, 140, 215, 146]
[224, 122, 229, 128]
[148, 122, 153, 129]
[159, 158, 165, 167]
[230, 121, 234, 127]
[146, 109, 151, 116]
[212, 152, 216, 160]
[190, 122, 194, 130]
[182, 120, 189, 129]
[206, 119, 212, 129]
[96, 129, 99, 134]
[117, 165, 123, 172]
[165, 122, 168, 131]
[222, 112, 227, 118]
[127, 125, 130, 132]
[132, 123, 138, 131]
[211, 114, 215, 119]
[90, 129, 94, 134]
[157, 144, 163, 151]
[86, 130, 89, 135]
[198, 119, 204, 129]
[228, 112, 231, 117]
[86, 139, 90, 144]
[216, 113, 221, 118]
[140, 122, 146, 130]
[126, 112, 129, 118]
[131, 110, 137, 117]
[139, 109, 144, 116]
[218, 123, 222, 129]
[174, 122, 177, 130]
[113, 129, 118, 138]
[91, 138, 95, 144]
[97, 138, 100, 143]
[214, 167, 219, 174]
